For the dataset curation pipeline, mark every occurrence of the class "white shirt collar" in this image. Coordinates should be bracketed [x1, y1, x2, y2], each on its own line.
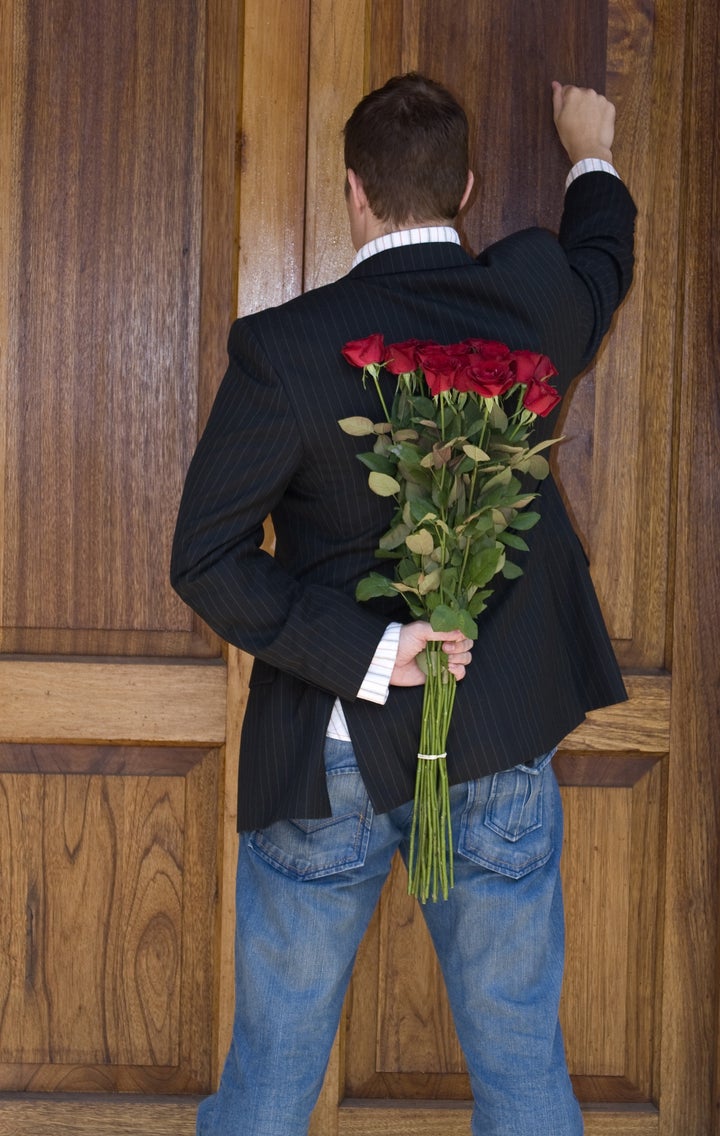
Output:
[352, 225, 461, 268]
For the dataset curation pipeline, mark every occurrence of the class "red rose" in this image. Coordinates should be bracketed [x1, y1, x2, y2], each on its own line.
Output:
[463, 338, 512, 361]
[341, 334, 387, 368]
[512, 350, 558, 384]
[417, 345, 463, 395]
[455, 357, 515, 397]
[441, 341, 474, 359]
[522, 379, 562, 417]
[385, 338, 437, 375]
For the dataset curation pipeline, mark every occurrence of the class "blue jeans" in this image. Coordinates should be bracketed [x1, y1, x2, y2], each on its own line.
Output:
[197, 738, 582, 1136]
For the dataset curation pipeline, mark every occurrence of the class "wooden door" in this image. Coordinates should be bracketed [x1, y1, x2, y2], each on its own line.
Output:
[1, 2, 718, 1135]
[0, 1, 241, 1131]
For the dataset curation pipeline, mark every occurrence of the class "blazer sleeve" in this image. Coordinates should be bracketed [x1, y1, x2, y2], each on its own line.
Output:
[170, 321, 389, 700]
[557, 171, 637, 370]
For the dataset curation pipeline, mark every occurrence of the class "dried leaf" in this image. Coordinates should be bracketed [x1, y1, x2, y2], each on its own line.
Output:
[462, 443, 490, 462]
[368, 471, 401, 496]
[406, 530, 434, 556]
[418, 568, 442, 594]
[338, 415, 375, 436]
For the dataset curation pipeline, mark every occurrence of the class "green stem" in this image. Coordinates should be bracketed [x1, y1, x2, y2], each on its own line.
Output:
[370, 364, 392, 423]
[457, 462, 479, 593]
[408, 644, 456, 902]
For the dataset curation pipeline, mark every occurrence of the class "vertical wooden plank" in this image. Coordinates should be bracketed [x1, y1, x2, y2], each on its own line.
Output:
[304, 0, 365, 290]
[561, 787, 632, 1075]
[0, 0, 12, 620]
[197, 0, 243, 431]
[661, 0, 720, 1128]
[236, 0, 310, 316]
[213, 649, 245, 1082]
[179, 749, 221, 1090]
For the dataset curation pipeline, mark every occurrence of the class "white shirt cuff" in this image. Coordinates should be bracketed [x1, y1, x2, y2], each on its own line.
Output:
[565, 157, 620, 190]
[356, 622, 402, 705]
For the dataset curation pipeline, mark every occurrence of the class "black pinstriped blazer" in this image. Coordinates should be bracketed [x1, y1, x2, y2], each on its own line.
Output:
[171, 172, 636, 831]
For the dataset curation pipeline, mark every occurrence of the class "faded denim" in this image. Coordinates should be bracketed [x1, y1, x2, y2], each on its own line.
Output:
[196, 737, 582, 1136]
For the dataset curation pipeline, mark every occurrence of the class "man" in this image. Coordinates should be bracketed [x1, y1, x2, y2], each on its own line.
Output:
[171, 75, 635, 1136]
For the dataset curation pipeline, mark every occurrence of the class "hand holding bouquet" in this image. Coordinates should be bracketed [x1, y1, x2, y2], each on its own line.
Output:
[340, 334, 561, 901]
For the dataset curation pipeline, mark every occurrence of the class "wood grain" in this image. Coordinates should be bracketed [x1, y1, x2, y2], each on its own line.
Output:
[0, 749, 217, 1091]
[0, 774, 183, 1065]
[0, 660, 226, 745]
[562, 786, 633, 1074]
[0, 1094, 199, 1135]
[337, 1100, 658, 1134]
[236, 0, 310, 316]
[0, 0, 12, 635]
[0, 0, 207, 655]
[303, 0, 365, 291]
[558, 675, 670, 754]
[660, 0, 720, 1126]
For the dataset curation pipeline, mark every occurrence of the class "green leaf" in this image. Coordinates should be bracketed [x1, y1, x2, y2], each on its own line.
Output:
[406, 529, 434, 556]
[357, 452, 396, 475]
[368, 471, 400, 496]
[411, 396, 436, 419]
[338, 415, 375, 436]
[456, 609, 479, 640]
[526, 453, 550, 480]
[469, 544, 503, 587]
[392, 442, 424, 465]
[405, 594, 426, 618]
[355, 573, 398, 601]
[468, 589, 492, 615]
[379, 522, 411, 550]
[498, 531, 530, 552]
[515, 454, 550, 479]
[430, 605, 461, 632]
[509, 510, 540, 530]
[398, 460, 432, 490]
[501, 559, 524, 580]
[479, 466, 513, 495]
[408, 498, 436, 524]
[488, 402, 508, 431]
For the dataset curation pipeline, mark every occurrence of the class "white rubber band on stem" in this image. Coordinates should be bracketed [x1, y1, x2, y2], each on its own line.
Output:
[417, 752, 447, 761]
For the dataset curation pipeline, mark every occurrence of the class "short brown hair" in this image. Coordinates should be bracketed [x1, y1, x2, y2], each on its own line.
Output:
[343, 73, 469, 227]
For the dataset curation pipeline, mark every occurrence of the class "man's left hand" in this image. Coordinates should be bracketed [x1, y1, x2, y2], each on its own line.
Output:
[390, 622, 474, 687]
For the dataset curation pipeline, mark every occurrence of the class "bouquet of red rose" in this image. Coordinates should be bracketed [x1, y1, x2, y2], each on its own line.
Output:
[340, 334, 561, 902]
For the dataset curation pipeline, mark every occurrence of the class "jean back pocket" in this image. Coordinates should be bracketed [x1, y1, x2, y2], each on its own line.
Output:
[457, 749, 557, 879]
[249, 765, 373, 881]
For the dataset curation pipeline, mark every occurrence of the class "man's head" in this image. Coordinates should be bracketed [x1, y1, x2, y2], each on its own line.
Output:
[343, 73, 472, 237]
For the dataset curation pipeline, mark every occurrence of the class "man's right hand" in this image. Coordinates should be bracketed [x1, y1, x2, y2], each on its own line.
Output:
[551, 81, 615, 166]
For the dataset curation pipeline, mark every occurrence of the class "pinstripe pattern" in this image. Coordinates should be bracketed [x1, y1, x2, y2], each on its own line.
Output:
[171, 172, 637, 831]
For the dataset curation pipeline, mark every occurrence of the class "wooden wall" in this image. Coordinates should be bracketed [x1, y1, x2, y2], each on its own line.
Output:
[0, 1, 718, 1134]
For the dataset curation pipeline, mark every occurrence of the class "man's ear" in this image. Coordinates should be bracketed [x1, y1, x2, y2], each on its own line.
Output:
[459, 170, 474, 213]
[346, 168, 369, 212]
